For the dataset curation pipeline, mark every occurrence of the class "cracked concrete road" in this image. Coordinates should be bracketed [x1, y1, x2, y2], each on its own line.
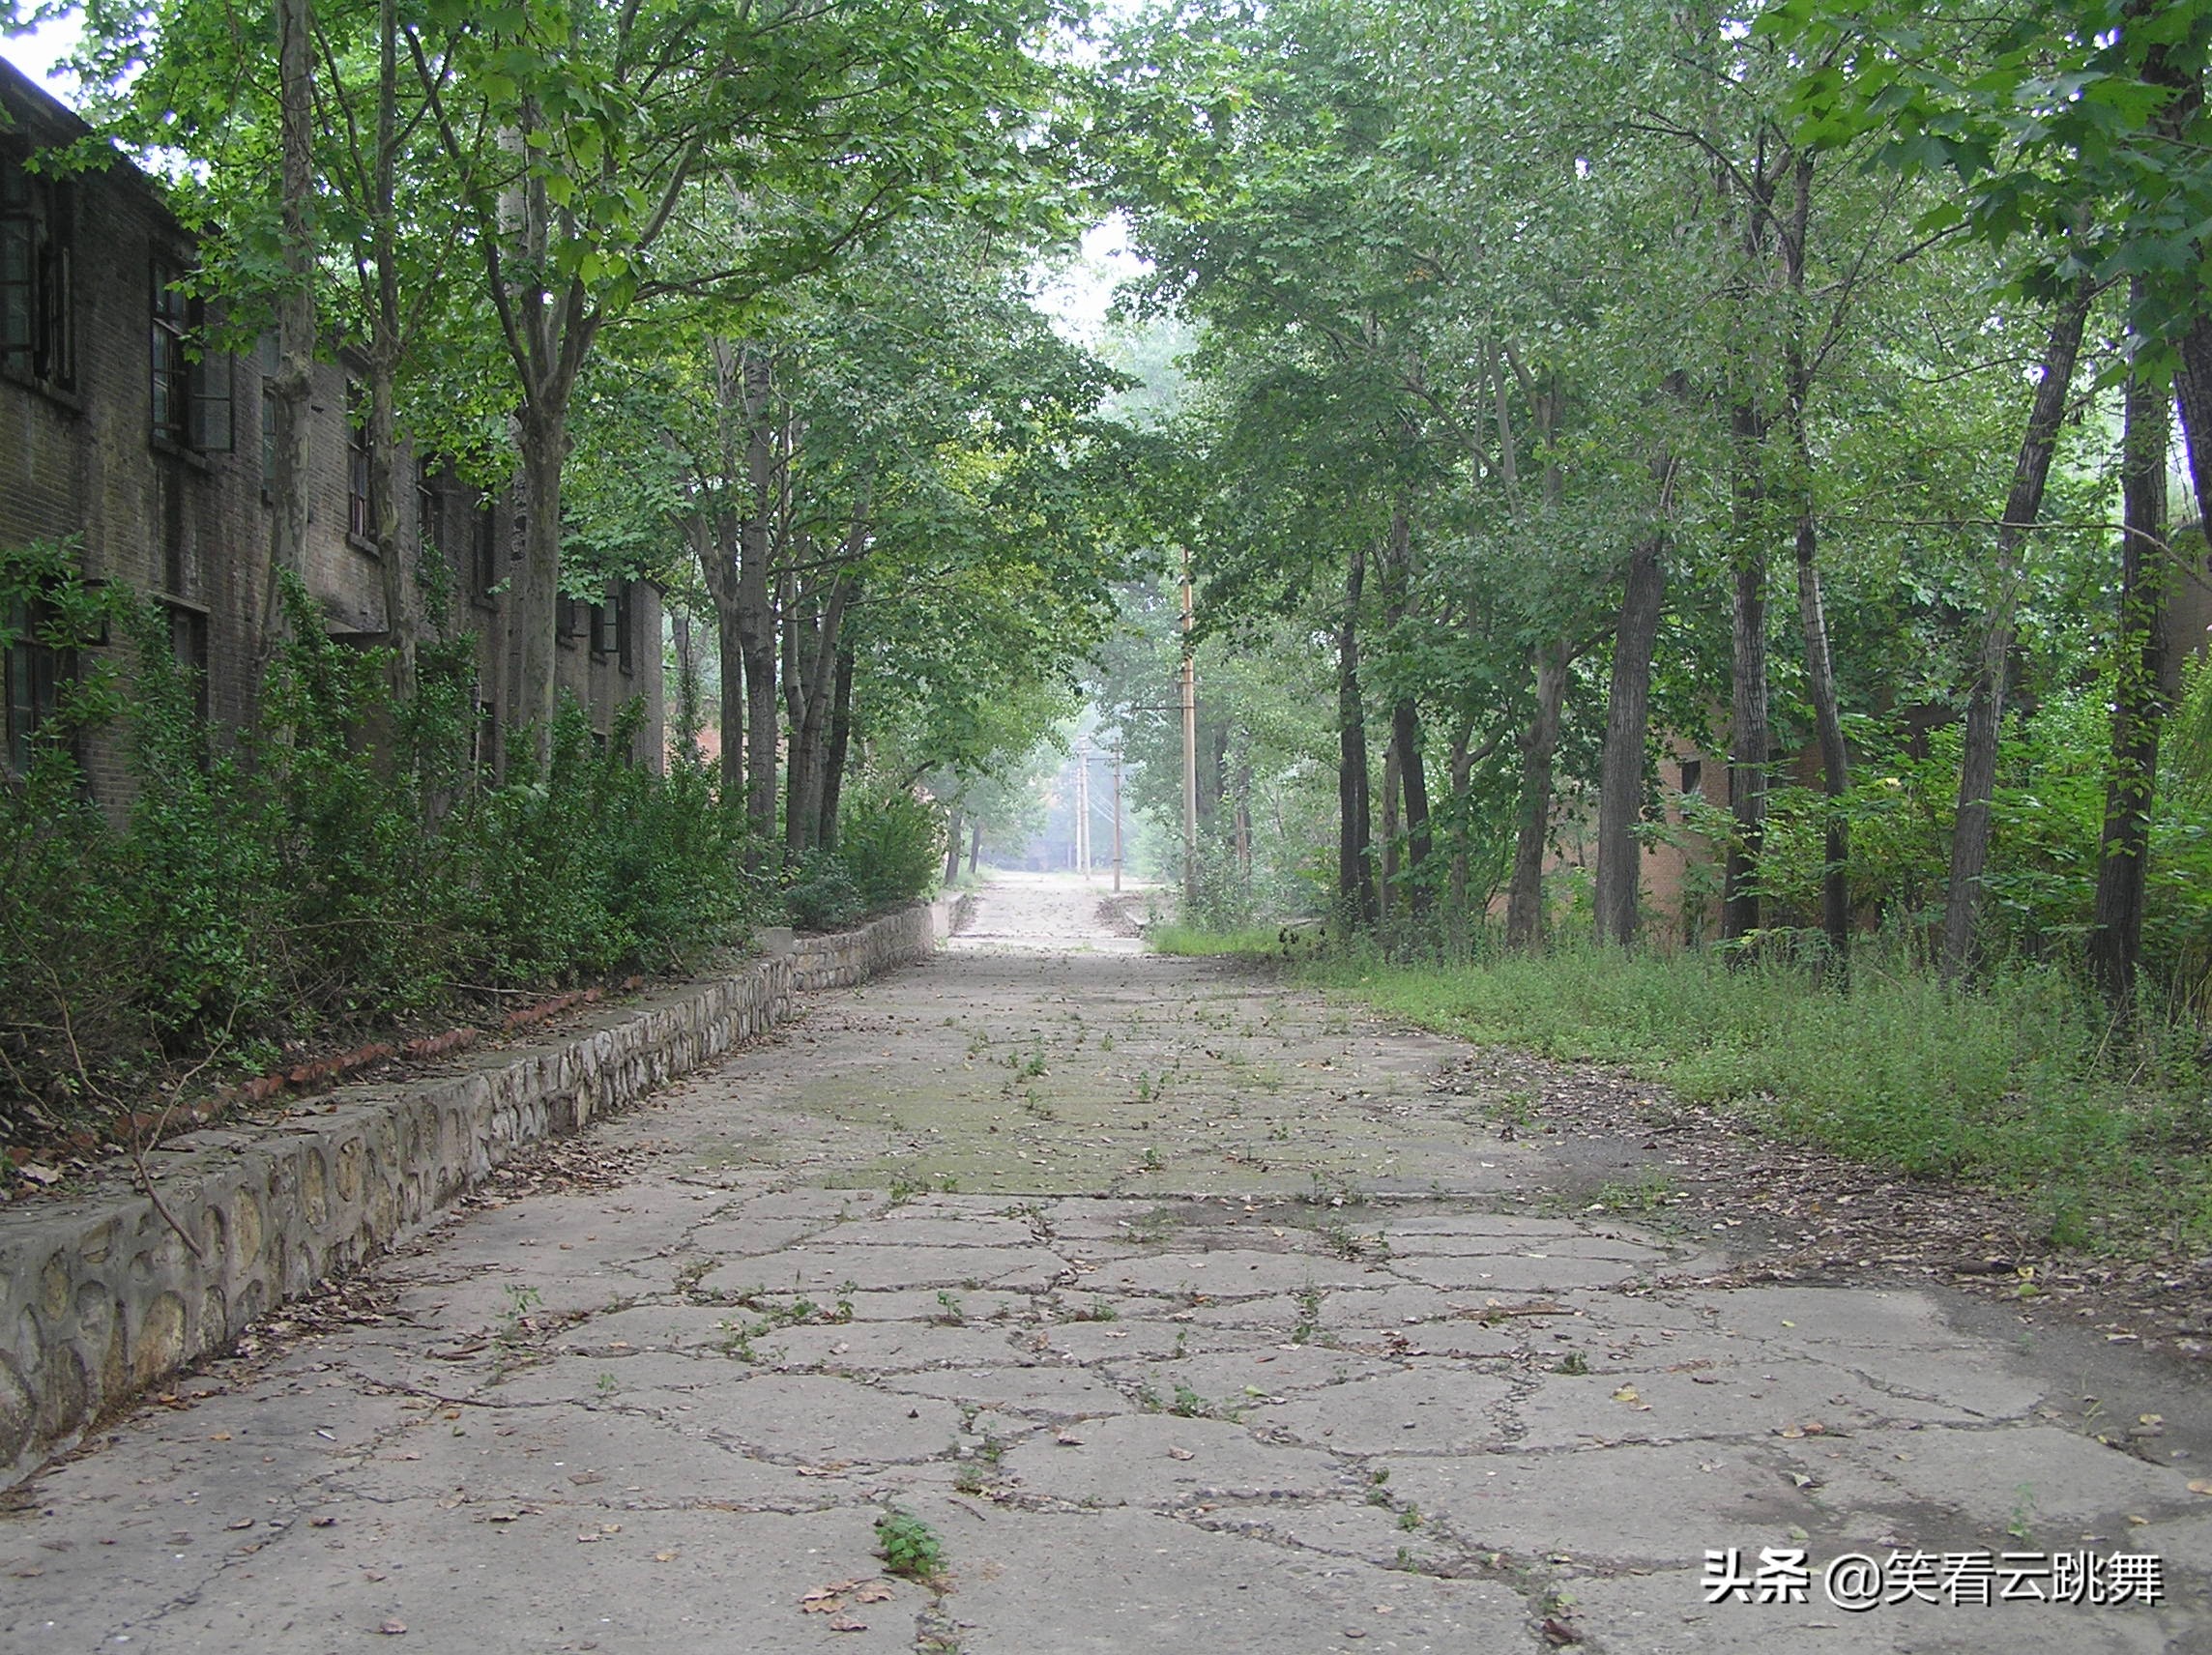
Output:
[6, 870, 2208, 1653]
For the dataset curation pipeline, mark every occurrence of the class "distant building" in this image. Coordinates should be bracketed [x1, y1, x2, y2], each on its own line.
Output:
[0, 59, 661, 807]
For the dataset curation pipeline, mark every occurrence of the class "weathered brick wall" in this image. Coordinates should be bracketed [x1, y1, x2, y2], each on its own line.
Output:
[0, 904, 934, 1489]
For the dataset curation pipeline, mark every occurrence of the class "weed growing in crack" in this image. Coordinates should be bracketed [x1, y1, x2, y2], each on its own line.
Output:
[1554, 1351, 1588, 1376]
[1291, 1284, 1324, 1345]
[934, 1291, 965, 1325]
[876, 1508, 946, 1582]
[1397, 1504, 1423, 1530]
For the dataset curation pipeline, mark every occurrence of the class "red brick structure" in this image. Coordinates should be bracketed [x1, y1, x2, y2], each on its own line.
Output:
[0, 61, 662, 807]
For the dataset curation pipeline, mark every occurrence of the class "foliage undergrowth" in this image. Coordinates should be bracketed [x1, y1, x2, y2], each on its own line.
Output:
[0, 558, 764, 1152]
[1305, 938, 2212, 1256]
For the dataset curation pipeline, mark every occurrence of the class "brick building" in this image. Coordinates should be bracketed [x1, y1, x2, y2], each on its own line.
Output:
[0, 59, 662, 806]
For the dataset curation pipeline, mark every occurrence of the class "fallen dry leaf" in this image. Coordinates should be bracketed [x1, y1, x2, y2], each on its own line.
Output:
[1540, 1616, 1582, 1646]
[854, 1581, 894, 1603]
[2188, 1481, 2212, 1496]
[376, 1620, 407, 1637]
[1166, 1445, 1195, 1461]
[827, 1617, 867, 1633]
[654, 1551, 679, 1562]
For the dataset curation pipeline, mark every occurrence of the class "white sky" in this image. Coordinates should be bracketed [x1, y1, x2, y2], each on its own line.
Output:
[0, 13, 81, 100]
[1033, 215, 1147, 343]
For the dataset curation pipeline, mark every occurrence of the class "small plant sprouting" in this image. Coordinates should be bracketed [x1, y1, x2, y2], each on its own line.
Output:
[934, 1290, 965, 1325]
[1555, 1351, 1589, 1377]
[2007, 1483, 2037, 1544]
[888, 1177, 923, 1205]
[1141, 1146, 1166, 1172]
[1397, 1504, 1423, 1531]
[875, 1507, 946, 1582]
[1291, 1283, 1324, 1345]
[1170, 1382, 1206, 1418]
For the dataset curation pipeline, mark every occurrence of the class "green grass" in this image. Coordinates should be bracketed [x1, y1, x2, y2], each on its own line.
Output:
[1300, 943, 2212, 1256]
[1149, 921, 1288, 956]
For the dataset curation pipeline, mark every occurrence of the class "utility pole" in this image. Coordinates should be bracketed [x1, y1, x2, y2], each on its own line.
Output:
[1074, 740, 1091, 877]
[1112, 745, 1123, 894]
[1180, 549, 1199, 912]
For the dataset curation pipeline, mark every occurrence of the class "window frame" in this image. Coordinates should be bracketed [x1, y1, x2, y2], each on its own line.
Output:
[1, 149, 74, 395]
[149, 259, 229, 454]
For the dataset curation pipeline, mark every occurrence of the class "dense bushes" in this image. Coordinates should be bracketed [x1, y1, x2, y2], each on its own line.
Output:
[779, 792, 945, 933]
[0, 569, 762, 1147]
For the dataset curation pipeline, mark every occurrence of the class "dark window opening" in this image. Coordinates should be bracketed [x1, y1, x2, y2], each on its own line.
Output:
[555, 594, 579, 640]
[257, 334, 278, 491]
[1, 151, 73, 392]
[150, 262, 229, 451]
[471, 692, 497, 777]
[588, 598, 612, 658]
[614, 582, 634, 675]
[4, 598, 71, 775]
[471, 505, 499, 605]
[417, 476, 441, 567]
[167, 603, 210, 734]
[1678, 759, 1703, 798]
[346, 384, 373, 540]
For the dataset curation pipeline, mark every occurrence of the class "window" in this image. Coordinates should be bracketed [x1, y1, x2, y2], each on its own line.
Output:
[589, 597, 614, 658]
[257, 334, 278, 489]
[471, 691, 498, 776]
[417, 475, 441, 566]
[556, 593, 580, 641]
[471, 505, 499, 605]
[614, 582, 634, 675]
[1, 150, 73, 392]
[346, 383, 372, 539]
[167, 603, 209, 729]
[3, 598, 69, 775]
[150, 261, 229, 451]
[1678, 759, 1703, 798]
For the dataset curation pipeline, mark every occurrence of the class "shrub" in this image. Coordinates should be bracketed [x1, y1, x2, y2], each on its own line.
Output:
[782, 849, 865, 933]
[836, 790, 944, 911]
[0, 556, 761, 1148]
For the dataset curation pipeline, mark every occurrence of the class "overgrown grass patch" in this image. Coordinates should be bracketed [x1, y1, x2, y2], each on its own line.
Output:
[1148, 921, 1287, 957]
[1302, 943, 2212, 1256]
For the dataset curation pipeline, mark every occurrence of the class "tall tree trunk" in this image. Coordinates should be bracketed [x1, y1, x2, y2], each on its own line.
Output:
[670, 608, 701, 761]
[1505, 640, 1569, 949]
[818, 643, 854, 851]
[968, 818, 982, 877]
[1379, 735, 1401, 921]
[1779, 153, 1851, 956]
[1335, 540, 1376, 925]
[2088, 345, 2170, 1006]
[1390, 700, 1431, 918]
[1446, 717, 1472, 952]
[1594, 532, 1666, 945]
[509, 411, 566, 772]
[1939, 283, 2093, 978]
[366, 0, 415, 704]
[738, 350, 779, 851]
[1789, 441, 1850, 954]
[259, 0, 315, 660]
[1722, 403, 1770, 945]
[944, 806, 964, 886]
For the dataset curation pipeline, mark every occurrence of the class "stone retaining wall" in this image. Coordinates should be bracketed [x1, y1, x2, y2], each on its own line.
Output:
[0, 905, 935, 1489]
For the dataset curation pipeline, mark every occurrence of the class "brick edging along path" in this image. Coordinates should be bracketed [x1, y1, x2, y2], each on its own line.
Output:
[0, 903, 936, 1489]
